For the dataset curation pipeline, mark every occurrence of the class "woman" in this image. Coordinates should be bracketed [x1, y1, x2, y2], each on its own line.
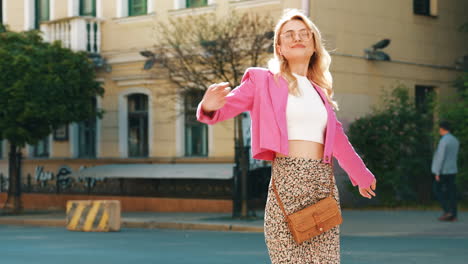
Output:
[197, 9, 377, 264]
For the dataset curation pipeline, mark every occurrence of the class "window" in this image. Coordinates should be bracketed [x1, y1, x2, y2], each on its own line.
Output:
[78, 98, 97, 158]
[413, 0, 437, 16]
[415, 85, 435, 130]
[415, 85, 434, 113]
[184, 90, 208, 156]
[32, 136, 50, 158]
[186, 0, 207, 8]
[128, 94, 149, 157]
[80, 0, 96, 16]
[35, 0, 49, 29]
[129, 0, 147, 16]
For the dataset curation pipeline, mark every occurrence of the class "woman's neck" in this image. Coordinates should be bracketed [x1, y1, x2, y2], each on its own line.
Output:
[289, 62, 309, 77]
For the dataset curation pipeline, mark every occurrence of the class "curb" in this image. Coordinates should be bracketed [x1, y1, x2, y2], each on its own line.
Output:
[0, 219, 65, 228]
[123, 221, 263, 232]
[0, 218, 264, 233]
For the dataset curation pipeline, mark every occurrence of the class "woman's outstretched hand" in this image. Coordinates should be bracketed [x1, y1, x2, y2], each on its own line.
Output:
[200, 82, 231, 113]
[359, 178, 377, 199]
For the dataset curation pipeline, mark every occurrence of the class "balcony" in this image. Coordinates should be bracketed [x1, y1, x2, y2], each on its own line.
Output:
[40, 16, 102, 54]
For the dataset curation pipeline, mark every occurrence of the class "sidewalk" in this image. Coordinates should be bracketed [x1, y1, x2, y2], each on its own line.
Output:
[0, 209, 467, 237]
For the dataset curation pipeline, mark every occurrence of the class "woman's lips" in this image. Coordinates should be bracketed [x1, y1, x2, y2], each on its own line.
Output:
[291, 44, 306, 48]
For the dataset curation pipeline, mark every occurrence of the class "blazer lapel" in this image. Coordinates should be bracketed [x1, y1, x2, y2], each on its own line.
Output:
[267, 74, 289, 138]
[310, 81, 337, 155]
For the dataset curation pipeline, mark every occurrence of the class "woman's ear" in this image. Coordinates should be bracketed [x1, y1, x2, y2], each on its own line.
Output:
[276, 45, 282, 56]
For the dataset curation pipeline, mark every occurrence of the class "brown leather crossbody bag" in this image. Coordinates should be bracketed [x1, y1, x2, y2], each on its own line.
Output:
[271, 159, 343, 244]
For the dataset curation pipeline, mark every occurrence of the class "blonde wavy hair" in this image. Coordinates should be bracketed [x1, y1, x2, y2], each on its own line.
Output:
[268, 9, 339, 111]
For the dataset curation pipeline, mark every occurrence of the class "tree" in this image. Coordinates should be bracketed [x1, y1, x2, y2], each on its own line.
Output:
[347, 85, 435, 206]
[0, 26, 104, 213]
[150, 11, 274, 218]
[437, 21, 468, 203]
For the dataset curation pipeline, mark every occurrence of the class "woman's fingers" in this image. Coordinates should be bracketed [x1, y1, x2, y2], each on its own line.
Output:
[207, 83, 231, 100]
[210, 82, 230, 92]
[359, 178, 377, 199]
[359, 186, 376, 199]
[360, 189, 371, 199]
[367, 188, 376, 197]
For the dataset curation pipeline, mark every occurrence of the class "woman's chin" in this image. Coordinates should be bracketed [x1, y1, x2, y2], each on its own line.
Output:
[285, 53, 313, 62]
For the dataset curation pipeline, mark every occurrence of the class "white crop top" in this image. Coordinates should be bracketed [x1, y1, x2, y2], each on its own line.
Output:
[286, 73, 328, 144]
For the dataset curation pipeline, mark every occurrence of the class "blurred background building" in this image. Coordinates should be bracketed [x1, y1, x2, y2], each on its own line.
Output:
[0, 0, 466, 212]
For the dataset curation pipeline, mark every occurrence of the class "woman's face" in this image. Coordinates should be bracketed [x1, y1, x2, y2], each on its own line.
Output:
[277, 20, 315, 62]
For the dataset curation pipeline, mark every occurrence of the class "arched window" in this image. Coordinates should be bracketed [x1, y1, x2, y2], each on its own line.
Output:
[77, 98, 97, 158]
[184, 90, 208, 156]
[128, 94, 149, 157]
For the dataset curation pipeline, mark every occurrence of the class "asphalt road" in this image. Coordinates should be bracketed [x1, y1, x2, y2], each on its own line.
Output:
[1, 225, 467, 264]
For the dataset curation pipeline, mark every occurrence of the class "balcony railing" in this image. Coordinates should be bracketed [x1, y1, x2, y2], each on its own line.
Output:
[40, 16, 102, 54]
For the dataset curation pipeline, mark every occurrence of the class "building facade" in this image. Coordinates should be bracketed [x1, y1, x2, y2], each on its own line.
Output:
[0, 0, 466, 211]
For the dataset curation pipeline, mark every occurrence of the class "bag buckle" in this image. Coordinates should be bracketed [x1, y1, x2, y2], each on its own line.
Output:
[313, 213, 323, 232]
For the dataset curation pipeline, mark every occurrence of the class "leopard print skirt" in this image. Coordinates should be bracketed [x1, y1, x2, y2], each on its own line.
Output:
[264, 156, 341, 264]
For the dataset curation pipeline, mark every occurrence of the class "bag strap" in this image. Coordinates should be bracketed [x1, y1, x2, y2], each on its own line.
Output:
[271, 158, 335, 218]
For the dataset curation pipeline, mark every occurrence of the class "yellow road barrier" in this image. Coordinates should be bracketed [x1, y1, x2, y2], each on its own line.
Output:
[66, 200, 121, 232]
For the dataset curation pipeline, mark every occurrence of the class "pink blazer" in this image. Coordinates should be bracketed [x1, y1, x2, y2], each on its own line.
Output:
[196, 67, 376, 189]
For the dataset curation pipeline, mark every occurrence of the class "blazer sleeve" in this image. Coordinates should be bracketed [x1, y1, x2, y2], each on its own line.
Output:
[196, 68, 256, 125]
[431, 138, 447, 175]
[332, 119, 376, 189]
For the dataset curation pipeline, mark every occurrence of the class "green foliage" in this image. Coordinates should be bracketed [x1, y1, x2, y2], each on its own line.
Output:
[347, 85, 435, 206]
[0, 29, 104, 147]
[444, 20, 468, 200]
[439, 83, 468, 201]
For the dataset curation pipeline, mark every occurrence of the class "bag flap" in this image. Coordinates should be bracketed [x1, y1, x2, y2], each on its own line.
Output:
[288, 198, 340, 231]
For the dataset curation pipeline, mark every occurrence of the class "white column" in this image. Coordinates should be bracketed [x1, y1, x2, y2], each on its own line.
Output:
[68, 0, 79, 17]
[147, 0, 155, 14]
[1, 0, 7, 24]
[174, 0, 185, 9]
[116, 0, 128, 17]
[96, 0, 103, 18]
[208, 0, 215, 5]
[24, 0, 35, 30]
[50, 0, 56, 20]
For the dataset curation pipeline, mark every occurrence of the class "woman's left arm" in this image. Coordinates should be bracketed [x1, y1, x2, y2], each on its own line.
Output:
[332, 119, 376, 194]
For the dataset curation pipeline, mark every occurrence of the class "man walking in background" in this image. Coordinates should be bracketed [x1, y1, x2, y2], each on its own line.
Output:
[432, 120, 460, 222]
